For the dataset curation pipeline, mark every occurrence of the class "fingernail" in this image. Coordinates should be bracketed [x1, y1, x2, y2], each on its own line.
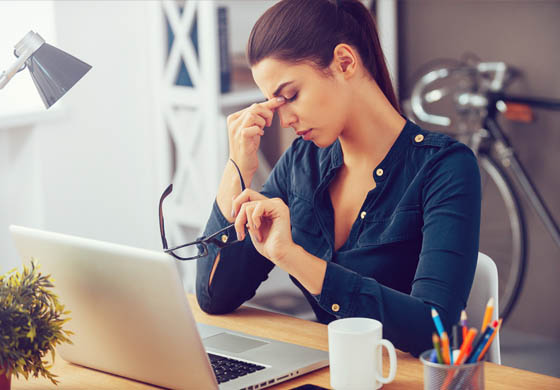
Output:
[276, 97, 285, 102]
[236, 231, 241, 241]
[231, 208, 235, 218]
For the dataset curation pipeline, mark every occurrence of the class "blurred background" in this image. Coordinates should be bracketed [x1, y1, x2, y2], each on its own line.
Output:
[1, 0, 558, 378]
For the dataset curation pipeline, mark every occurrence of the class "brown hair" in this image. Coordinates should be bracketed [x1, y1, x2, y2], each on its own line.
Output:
[246, 0, 400, 113]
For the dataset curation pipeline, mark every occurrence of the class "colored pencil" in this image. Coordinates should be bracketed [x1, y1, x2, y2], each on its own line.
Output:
[460, 310, 468, 341]
[433, 333, 443, 364]
[454, 327, 478, 365]
[441, 331, 451, 365]
[481, 297, 494, 333]
[467, 321, 497, 363]
[431, 308, 446, 337]
[477, 318, 503, 362]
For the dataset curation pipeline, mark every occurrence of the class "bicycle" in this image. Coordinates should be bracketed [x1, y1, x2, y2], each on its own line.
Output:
[402, 57, 560, 323]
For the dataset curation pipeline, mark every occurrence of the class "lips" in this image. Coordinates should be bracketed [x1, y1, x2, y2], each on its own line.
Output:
[296, 128, 312, 136]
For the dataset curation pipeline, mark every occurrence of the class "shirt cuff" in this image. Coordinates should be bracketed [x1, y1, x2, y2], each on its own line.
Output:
[316, 261, 362, 318]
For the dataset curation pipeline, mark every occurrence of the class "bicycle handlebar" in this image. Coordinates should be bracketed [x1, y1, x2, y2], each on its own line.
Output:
[410, 61, 510, 127]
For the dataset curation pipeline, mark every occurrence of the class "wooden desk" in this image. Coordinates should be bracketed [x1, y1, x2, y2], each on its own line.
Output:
[13, 295, 560, 389]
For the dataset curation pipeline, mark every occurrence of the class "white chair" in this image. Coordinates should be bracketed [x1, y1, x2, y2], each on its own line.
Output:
[466, 252, 501, 364]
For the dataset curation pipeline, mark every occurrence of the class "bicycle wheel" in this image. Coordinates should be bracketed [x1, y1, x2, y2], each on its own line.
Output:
[477, 154, 527, 323]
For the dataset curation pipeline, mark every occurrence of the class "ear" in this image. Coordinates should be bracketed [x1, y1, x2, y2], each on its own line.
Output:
[330, 43, 358, 79]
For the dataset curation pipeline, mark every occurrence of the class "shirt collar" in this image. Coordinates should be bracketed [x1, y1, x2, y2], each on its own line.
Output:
[323, 118, 418, 181]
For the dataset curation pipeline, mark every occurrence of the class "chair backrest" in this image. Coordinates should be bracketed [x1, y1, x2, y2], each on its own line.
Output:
[466, 252, 501, 364]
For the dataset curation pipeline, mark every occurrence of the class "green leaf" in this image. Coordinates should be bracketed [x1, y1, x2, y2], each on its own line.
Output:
[0, 259, 72, 382]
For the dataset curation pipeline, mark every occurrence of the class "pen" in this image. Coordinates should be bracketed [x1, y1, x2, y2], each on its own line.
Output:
[452, 324, 461, 362]
[460, 310, 468, 341]
[477, 319, 502, 362]
[467, 321, 497, 363]
[481, 297, 494, 333]
[432, 333, 443, 364]
[454, 327, 477, 365]
[441, 331, 451, 365]
[431, 308, 446, 338]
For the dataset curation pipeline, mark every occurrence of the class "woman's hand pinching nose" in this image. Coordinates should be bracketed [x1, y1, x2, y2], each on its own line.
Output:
[267, 96, 286, 109]
[264, 96, 285, 126]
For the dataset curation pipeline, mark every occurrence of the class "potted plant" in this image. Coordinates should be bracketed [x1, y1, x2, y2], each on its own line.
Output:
[0, 260, 73, 389]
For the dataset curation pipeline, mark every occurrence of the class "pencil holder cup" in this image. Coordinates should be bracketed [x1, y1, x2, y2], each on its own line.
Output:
[420, 349, 484, 390]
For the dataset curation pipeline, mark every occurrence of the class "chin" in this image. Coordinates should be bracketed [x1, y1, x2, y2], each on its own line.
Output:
[311, 134, 338, 149]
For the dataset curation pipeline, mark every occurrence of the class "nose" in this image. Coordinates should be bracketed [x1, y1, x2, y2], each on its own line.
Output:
[277, 106, 297, 129]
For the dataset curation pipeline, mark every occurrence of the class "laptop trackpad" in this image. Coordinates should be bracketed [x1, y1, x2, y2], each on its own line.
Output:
[203, 332, 268, 354]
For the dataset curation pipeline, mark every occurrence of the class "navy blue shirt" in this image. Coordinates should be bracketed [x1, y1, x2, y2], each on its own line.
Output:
[196, 119, 481, 356]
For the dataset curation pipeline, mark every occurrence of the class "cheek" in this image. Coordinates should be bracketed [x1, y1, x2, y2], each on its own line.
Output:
[312, 87, 344, 124]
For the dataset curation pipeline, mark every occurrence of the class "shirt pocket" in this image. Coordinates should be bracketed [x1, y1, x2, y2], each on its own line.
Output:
[357, 206, 422, 247]
[290, 197, 322, 237]
[289, 196, 324, 257]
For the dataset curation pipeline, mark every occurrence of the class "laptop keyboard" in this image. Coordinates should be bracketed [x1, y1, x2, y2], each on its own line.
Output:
[208, 353, 266, 384]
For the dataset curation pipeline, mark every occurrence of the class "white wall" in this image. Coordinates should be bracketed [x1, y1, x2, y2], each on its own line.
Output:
[1, 1, 161, 273]
[0, 0, 280, 275]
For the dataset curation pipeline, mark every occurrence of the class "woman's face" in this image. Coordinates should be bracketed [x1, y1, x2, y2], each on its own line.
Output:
[251, 58, 350, 148]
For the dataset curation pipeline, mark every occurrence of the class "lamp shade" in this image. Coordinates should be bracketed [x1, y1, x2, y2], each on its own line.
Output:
[26, 43, 92, 108]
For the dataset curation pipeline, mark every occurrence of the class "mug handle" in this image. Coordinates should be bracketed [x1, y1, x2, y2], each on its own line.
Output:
[375, 339, 397, 384]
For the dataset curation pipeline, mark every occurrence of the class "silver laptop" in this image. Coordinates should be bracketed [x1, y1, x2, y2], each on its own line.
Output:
[9, 225, 328, 390]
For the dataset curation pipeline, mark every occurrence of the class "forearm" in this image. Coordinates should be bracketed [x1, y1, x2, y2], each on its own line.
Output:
[277, 244, 327, 295]
[216, 160, 253, 223]
[196, 200, 276, 314]
[210, 161, 253, 287]
[310, 260, 450, 355]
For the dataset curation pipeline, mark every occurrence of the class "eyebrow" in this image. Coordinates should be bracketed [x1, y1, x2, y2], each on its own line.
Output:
[272, 81, 294, 98]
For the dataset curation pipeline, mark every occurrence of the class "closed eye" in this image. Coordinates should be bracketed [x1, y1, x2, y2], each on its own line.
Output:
[285, 92, 298, 103]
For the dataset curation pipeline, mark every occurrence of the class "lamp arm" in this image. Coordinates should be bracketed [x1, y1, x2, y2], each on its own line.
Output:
[0, 48, 34, 89]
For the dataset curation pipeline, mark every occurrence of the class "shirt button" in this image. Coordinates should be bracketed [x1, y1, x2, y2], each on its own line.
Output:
[331, 303, 340, 312]
[376, 168, 384, 177]
[221, 234, 228, 243]
[360, 211, 367, 219]
[414, 134, 425, 143]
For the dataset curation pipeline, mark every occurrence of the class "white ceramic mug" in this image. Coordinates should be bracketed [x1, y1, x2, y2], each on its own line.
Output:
[328, 317, 397, 389]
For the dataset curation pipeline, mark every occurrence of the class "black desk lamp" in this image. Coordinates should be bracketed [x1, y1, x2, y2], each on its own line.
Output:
[0, 31, 92, 109]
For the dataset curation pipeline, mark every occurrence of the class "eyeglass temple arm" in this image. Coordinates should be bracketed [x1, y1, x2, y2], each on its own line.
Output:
[200, 224, 239, 249]
[162, 161, 244, 253]
[165, 230, 230, 253]
[159, 184, 173, 249]
[229, 159, 246, 191]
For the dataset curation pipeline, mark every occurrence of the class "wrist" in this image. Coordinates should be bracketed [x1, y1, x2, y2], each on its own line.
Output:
[273, 242, 301, 266]
[227, 158, 254, 188]
[275, 244, 327, 295]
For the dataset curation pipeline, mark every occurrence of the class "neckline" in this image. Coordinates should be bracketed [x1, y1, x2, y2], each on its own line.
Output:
[328, 118, 416, 178]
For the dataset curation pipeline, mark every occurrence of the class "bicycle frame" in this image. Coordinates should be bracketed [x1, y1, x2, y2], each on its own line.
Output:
[483, 92, 560, 249]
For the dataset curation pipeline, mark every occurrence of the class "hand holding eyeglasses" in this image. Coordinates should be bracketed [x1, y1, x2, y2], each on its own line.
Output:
[159, 96, 288, 261]
[226, 96, 286, 183]
[232, 189, 294, 265]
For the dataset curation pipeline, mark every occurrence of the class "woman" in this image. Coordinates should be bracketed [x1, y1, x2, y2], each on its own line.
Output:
[196, 0, 481, 356]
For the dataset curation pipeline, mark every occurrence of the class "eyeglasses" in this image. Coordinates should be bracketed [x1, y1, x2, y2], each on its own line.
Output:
[158, 160, 247, 261]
